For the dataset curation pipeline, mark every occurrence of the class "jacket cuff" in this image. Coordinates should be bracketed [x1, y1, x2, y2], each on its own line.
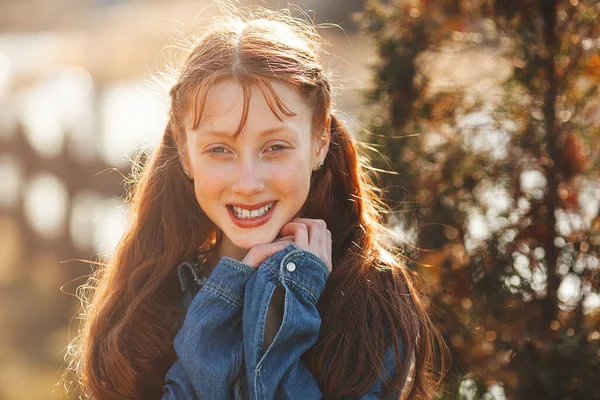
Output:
[264, 242, 329, 303]
[202, 256, 257, 306]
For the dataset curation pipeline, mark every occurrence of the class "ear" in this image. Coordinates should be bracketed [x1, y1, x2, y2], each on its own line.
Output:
[313, 115, 331, 171]
[178, 148, 194, 181]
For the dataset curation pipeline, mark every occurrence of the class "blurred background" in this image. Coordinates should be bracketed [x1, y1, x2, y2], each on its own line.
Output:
[0, 0, 598, 399]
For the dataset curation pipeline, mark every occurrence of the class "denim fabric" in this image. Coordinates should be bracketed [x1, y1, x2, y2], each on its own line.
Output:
[163, 256, 255, 399]
[162, 243, 403, 400]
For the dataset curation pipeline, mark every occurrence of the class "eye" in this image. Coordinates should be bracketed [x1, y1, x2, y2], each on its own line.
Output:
[207, 146, 229, 154]
[266, 144, 287, 153]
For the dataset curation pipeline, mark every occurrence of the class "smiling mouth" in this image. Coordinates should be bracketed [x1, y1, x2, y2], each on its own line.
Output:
[226, 201, 277, 228]
[227, 201, 275, 219]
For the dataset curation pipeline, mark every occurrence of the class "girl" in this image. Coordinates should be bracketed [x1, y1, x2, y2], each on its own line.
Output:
[66, 4, 448, 400]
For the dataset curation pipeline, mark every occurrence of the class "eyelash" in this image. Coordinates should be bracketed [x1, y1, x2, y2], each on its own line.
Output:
[207, 144, 287, 154]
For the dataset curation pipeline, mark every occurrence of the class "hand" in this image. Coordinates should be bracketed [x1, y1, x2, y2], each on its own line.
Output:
[242, 235, 295, 268]
[279, 218, 332, 275]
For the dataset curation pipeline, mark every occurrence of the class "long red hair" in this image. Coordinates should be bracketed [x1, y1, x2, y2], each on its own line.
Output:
[65, 5, 448, 399]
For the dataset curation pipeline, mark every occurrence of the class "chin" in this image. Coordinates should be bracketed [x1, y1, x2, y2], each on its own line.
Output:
[230, 239, 256, 250]
[229, 231, 279, 250]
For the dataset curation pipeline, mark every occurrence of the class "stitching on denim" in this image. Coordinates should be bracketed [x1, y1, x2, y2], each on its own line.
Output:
[262, 262, 281, 283]
[254, 284, 274, 369]
[283, 249, 329, 275]
[202, 283, 242, 307]
[260, 246, 294, 281]
[277, 250, 328, 302]
[231, 341, 243, 385]
[255, 285, 290, 372]
[284, 277, 319, 303]
[259, 253, 278, 270]
[219, 257, 257, 276]
[254, 369, 260, 399]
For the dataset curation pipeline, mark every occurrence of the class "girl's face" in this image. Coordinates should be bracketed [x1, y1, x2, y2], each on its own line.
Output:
[184, 78, 329, 251]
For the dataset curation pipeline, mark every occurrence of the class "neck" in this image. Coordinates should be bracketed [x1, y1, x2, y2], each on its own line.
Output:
[206, 233, 249, 271]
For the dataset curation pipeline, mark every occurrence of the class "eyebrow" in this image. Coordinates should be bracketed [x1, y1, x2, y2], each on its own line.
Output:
[202, 126, 292, 139]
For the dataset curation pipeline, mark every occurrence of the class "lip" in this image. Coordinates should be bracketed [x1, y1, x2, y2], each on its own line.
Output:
[227, 201, 277, 228]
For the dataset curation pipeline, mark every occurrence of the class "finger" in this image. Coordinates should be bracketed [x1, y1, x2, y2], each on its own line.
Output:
[291, 218, 327, 247]
[274, 234, 295, 243]
[279, 222, 309, 248]
[242, 240, 291, 268]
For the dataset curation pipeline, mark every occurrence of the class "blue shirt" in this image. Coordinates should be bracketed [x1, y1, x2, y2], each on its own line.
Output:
[162, 242, 403, 399]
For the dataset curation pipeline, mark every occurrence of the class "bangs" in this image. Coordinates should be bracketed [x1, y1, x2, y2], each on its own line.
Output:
[186, 74, 298, 139]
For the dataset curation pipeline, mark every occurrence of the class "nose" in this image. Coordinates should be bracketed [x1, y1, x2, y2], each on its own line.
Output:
[231, 158, 266, 196]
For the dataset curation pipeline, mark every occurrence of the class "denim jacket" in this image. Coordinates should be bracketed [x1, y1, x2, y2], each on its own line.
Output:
[162, 243, 403, 399]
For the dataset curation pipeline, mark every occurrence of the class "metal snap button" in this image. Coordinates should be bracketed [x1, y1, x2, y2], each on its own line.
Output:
[285, 261, 297, 272]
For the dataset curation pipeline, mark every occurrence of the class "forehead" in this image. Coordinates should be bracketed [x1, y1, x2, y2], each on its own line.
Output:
[185, 77, 312, 138]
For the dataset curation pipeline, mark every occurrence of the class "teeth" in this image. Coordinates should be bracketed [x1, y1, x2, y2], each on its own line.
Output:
[232, 202, 274, 219]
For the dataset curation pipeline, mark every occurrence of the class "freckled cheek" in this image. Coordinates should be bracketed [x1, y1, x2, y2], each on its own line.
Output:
[265, 161, 312, 195]
[193, 165, 232, 197]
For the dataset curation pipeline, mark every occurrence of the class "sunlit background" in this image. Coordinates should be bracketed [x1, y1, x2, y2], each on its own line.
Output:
[0, 1, 378, 398]
[1, 0, 599, 399]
